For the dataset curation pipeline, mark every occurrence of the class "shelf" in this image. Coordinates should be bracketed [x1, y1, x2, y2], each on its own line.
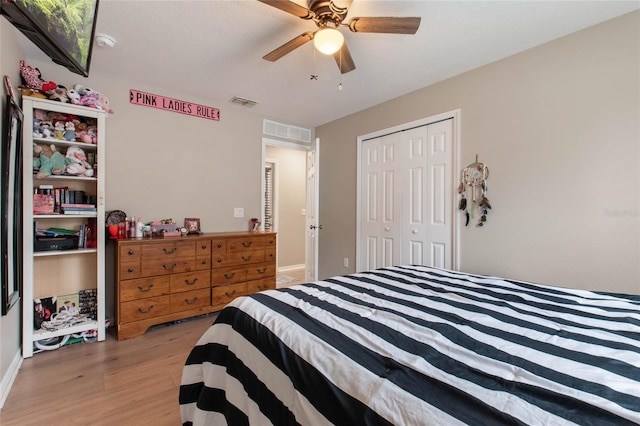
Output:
[34, 248, 97, 257]
[34, 213, 98, 219]
[33, 173, 97, 182]
[33, 137, 97, 151]
[31, 320, 99, 341]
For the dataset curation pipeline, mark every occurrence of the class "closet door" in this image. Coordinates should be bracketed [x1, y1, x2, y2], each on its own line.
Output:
[359, 118, 454, 271]
[360, 133, 403, 270]
[401, 120, 453, 268]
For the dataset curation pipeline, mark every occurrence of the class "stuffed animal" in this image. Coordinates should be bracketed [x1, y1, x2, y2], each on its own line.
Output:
[49, 85, 69, 103]
[66, 89, 81, 105]
[19, 60, 56, 93]
[65, 146, 94, 177]
[74, 84, 114, 114]
[63, 122, 76, 141]
[53, 121, 65, 139]
[39, 121, 54, 139]
[33, 144, 67, 178]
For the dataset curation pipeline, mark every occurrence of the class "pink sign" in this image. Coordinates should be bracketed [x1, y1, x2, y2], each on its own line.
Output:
[129, 89, 220, 121]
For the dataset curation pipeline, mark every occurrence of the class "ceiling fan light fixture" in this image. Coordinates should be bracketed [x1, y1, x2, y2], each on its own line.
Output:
[313, 27, 344, 55]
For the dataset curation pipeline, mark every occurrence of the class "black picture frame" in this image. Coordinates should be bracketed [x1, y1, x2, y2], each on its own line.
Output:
[2, 95, 23, 315]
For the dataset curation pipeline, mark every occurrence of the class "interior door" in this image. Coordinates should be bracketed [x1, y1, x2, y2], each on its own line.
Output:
[305, 138, 319, 281]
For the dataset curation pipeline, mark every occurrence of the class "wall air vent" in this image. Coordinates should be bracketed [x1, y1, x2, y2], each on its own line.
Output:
[230, 96, 257, 107]
[263, 119, 311, 144]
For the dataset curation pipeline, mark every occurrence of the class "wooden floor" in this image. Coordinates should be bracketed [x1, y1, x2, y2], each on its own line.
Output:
[0, 312, 219, 426]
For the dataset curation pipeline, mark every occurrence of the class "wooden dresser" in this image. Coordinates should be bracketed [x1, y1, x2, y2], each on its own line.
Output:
[114, 231, 276, 340]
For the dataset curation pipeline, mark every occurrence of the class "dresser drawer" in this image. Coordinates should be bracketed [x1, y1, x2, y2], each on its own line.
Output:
[212, 282, 247, 306]
[170, 270, 211, 293]
[212, 266, 247, 286]
[247, 278, 275, 293]
[226, 249, 265, 266]
[119, 261, 141, 280]
[211, 252, 227, 268]
[265, 247, 276, 263]
[196, 240, 211, 255]
[170, 288, 211, 313]
[195, 255, 212, 270]
[212, 239, 226, 253]
[119, 276, 170, 302]
[119, 244, 141, 261]
[141, 241, 195, 259]
[120, 296, 171, 323]
[246, 262, 276, 281]
[141, 258, 195, 277]
[227, 236, 265, 252]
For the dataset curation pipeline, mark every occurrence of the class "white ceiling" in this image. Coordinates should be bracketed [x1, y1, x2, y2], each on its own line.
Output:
[16, 0, 640, 128]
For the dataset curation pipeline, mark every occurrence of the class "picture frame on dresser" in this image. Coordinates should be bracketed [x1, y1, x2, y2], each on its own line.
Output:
[1, 95, 23, 315]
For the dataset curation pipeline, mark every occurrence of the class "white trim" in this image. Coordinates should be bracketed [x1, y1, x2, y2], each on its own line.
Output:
[278, 264, 305, 273]
[355, 109, 461, 272]
[0, 350, 22, 409]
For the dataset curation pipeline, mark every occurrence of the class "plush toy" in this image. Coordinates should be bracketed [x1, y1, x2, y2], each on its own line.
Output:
[39, 121, 53, 139]
[33, 144, 67, 178]
[67, 89, 81, 105]
[19, 60, 56, 93]
[49, 85, 69, 103]
[54, 121, 65, 139]
[65, 146, 94, 177]
[70, 84, 113, 114]
[63, 122, 76, 141]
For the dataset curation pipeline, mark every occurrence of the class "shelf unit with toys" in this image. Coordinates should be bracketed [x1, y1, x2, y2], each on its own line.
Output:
[22, 96, 106, 357]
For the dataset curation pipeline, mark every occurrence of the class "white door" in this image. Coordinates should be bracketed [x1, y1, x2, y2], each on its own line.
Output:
[360, 133, 403, 270]
[401, 120, 453, 268]
[358, 118, 454, 271]
[305, 138, 319, 281]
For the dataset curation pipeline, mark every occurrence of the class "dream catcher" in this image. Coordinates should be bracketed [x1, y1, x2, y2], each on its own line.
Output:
[458, 155, 491, 227]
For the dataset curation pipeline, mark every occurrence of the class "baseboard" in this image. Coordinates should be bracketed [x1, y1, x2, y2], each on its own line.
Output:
[0, 350, 22, 409]
[278, 264, 305, 273]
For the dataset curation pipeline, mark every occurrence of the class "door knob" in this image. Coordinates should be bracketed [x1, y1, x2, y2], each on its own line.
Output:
[412, 230, 418, 234]
[384, 227, 390, 231]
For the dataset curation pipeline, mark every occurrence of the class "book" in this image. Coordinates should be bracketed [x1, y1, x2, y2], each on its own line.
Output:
[63, 210, 97, 215]
[33, 194, 55, 214]
[61, 203, 96, 209]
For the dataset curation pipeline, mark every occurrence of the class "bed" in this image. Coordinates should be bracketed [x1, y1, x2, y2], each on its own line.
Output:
[179, 265, 640, 425]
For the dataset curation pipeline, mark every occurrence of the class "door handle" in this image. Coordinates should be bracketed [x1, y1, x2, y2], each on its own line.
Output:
[309, 225, 323, 230]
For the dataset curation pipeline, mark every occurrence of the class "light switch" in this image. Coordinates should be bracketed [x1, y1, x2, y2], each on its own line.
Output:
[234, 207, 244, 218]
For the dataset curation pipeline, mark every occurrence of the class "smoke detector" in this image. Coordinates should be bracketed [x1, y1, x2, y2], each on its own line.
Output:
[95, 33, 117, 48]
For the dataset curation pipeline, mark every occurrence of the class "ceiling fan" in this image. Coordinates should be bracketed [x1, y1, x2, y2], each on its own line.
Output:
[258, 0, 421, 74]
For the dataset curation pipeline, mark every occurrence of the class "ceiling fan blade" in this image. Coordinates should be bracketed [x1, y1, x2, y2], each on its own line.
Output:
[258, 0, 314, 19]
[333, 41, 356, 74]
[347, 17, 421, 34]
[263, 32, 314, 62]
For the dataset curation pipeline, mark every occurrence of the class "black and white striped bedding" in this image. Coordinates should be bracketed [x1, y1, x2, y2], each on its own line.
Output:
[179, 265, 640, 425]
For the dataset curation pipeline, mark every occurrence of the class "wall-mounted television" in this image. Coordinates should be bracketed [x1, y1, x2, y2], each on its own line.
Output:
[0, 0, 100, 77]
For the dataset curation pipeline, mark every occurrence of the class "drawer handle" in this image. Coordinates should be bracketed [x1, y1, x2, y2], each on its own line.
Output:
[242, 255, 252, 261]
[217, 243, 223, 248]
[138, 305, 154, 314]
[225, 290, 236, 297]
[224, 272, 236, 279]
[137, 284, 154, 292]
[163, 263, 177, 271]
[201, 260, 208, 265]
[184, 297, 198, 305]
[127, 268, 135, 273]
[258, 285, 268, 291]
[163, 247, 176, 254]
[216, 258, 223, 263]
[201, 244, 208, 249]
[185, 278, 198, 285]
[128, 250, 135, 255]
[257, 267, 267, 274]
[242, 241, 252, 248]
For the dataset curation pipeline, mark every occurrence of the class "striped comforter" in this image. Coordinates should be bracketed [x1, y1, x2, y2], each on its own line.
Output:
[179, 265, 640, 425]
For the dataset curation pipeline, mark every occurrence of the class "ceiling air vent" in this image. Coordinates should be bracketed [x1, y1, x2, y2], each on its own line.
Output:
[263, 119, 311, 144]
[230, 96, 257, 107]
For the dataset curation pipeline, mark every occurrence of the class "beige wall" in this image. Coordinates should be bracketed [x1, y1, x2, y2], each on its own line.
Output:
[265, 146, 306, 269]
[316, 11, 640, 294]
[0, 18, 25, 405]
